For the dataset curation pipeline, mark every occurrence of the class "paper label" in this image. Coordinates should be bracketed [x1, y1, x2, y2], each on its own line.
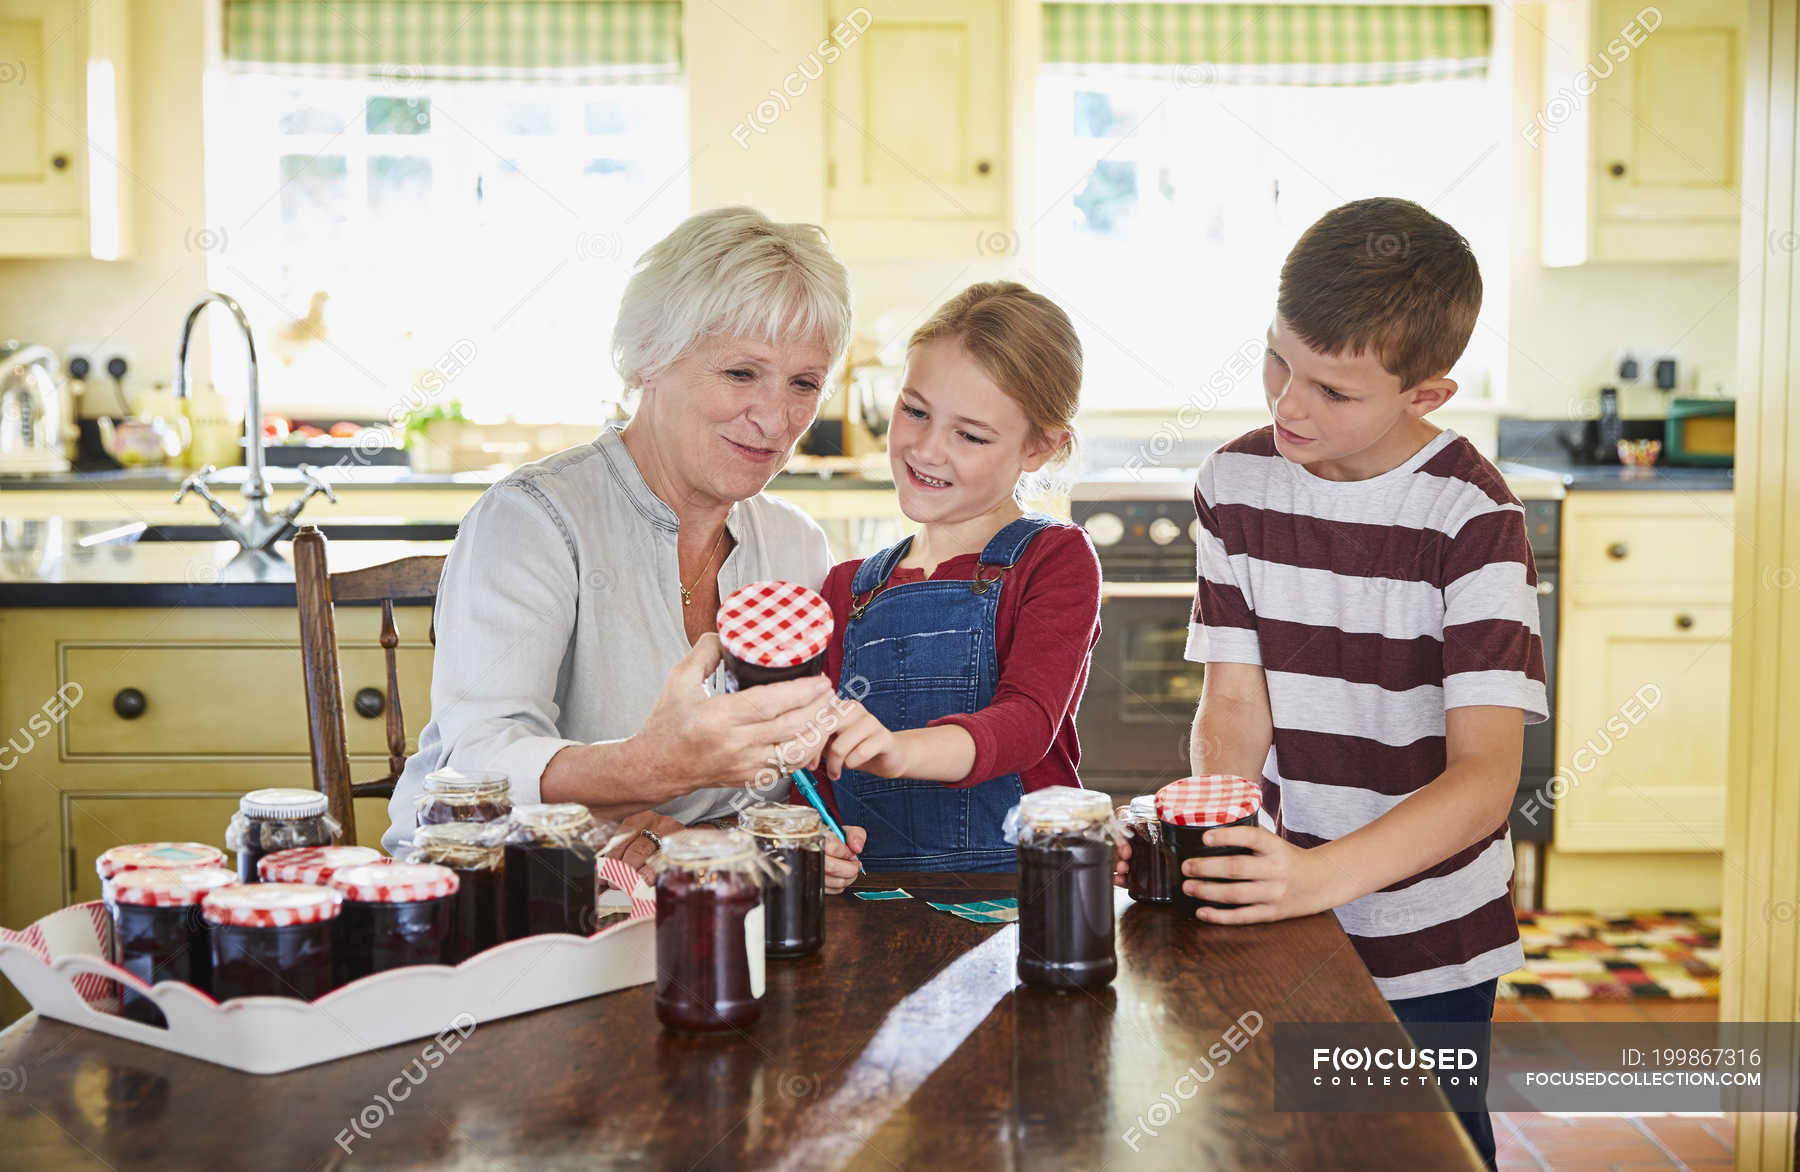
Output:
[745, 904, 766, 999]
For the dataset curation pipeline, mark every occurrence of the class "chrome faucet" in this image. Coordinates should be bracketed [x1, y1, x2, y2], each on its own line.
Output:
[170, 292, 336, 558]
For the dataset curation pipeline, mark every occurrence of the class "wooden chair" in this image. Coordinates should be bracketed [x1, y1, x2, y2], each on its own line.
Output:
[293, 525, 445, 845]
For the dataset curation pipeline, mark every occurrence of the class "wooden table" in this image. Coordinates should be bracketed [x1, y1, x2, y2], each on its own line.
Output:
[0, 873, 1482, 1169]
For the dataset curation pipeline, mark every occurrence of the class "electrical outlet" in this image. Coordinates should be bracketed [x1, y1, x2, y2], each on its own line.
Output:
[1614, 348, 1643, 385]
[63, 343, 100, 381]
[97, 344, 132, 385]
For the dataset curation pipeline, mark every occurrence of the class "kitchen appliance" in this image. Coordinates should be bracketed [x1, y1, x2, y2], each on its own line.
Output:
[1663, 398, 1735, 466]
[0, 342, 74, 475]
[1507, 499, 1560, 909]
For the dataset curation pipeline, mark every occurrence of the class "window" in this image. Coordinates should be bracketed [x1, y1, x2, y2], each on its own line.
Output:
[1035, 73, 1507, 411]
[205, 73, 688, 422]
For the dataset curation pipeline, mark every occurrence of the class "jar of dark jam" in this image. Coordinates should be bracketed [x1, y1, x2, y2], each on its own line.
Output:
[95, 842, 228, 903]
[652, 827, 773, 1032]
[1155, 774, 1262, 919]
[202, 882, 341, 1002]
[1015, 786, 1120, 992]
[408, 822, 506, 962]
[737, 802, 827, 958]
[108, 866, 236, 1025]
[415, 767, 513, 827]
[225, 788, 339, 884]
[329, 862, 459, 983]
[716, 580, 833, 691]
[1119, 796, 1177, 905]
[502, 803, 621, 939]
[256, 844, 384, 886]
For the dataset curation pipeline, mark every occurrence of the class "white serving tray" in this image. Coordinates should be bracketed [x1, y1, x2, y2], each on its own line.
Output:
[0, 865, 657, 1075]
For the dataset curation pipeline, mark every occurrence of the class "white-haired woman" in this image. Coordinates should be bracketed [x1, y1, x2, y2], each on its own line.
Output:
[384, 207, 863, 891]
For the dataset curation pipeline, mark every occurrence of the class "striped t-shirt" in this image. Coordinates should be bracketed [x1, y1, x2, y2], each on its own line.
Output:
[1187, 425, 1548, 1001]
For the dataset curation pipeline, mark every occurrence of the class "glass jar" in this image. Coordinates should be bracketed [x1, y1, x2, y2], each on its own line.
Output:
[94, 842, 228, 903]
[737, 802, 827, 958]
[329, 862, 459, 982]
[652, 827, 774, 1032]
[202, 883, 341, 1002]
[1119, 796, 1177, 905]
[415, 767, 513, 827]
[408, 822, 506, 962]
[108, 865, 237, 1025]
[1155, 775, 1261, 919]
[501, 803, 621, 939]
[716, 581, 833, 691]
[1014, 786, 1120, 992]
[225, 788, 339, 884]
[256, 844, 383, 886]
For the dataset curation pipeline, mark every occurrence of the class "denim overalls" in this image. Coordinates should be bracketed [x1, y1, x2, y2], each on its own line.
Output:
[832, 514, 1056, 872]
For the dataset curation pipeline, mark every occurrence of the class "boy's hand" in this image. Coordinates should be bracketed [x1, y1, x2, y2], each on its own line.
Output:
[821, 700, 910, 780]
[1182, 826, 1341, 923]
[822, 825, 867, 894]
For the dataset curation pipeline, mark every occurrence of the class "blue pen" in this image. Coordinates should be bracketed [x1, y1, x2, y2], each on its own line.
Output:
[790, 767, 862, 873]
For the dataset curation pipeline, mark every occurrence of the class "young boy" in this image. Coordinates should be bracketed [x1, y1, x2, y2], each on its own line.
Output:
[1161, 197, 1545, 1168]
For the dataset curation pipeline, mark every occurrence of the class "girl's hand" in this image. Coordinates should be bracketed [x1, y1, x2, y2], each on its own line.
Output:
[821, 700, 910, 780]
[822, 825, 867, 894]
[1181, 826, 1340, 923]
[1112, 806, 1133, 888]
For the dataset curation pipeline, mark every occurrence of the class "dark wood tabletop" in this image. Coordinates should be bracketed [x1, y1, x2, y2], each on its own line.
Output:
[0, 872, 1482, 1170]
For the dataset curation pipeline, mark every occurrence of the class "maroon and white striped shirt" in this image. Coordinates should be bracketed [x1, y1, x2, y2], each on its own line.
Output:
[1187, 426, 1547, 1000]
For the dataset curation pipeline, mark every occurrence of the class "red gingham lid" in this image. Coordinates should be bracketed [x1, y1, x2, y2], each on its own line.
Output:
[716, 581, 833, 668]
[1155, 774, 1262, 827]
[257, 845, 384, 885]
[329, 861, 459, 903]
[202, 882, 342, 927]
[96, 842, 228, 880]
[111, 866, 238, 907]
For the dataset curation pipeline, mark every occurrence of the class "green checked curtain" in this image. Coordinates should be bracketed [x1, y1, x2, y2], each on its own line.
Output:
[224, 1, 682, 82]
[1043, 4, 1490, 86]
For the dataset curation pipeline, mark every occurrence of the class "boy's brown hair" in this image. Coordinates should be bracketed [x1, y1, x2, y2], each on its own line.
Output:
[909, 281, 1082, 466]
[1277, 197, 1482, 392]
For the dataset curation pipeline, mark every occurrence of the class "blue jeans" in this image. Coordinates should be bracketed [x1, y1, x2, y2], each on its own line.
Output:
[1388, 977, 1498, 1170]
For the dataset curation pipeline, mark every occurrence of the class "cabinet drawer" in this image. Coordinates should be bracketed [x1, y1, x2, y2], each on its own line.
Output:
[1563, 494, 1734, 601]
[60, 643, 433, 758]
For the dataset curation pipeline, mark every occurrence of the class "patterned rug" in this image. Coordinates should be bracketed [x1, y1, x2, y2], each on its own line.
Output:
[1498, 911, 1722, 1000]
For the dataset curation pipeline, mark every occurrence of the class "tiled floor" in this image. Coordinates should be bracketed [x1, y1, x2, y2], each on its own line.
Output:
[1491, 999, 1734, 1171]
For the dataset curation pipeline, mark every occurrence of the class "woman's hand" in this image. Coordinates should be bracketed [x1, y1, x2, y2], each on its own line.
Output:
[614, 809, 688, 880]
[822, 825, 867, 894]
[820, 699, 909, 781]
[1180, 826, 1341, 923]
[631, 634, 836, 795]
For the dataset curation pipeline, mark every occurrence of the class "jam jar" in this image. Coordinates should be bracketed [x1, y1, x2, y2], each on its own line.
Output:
[652, 827, 775, 1032]
[95, 842, 228, 903]
[256, 844, 384, 886]
[415, 767, 513, 827]
[202, 882, 342, 1002]
[408, 822, 506, 962]
[108, 865, 237, 1025]
[329, 862, 459, 982]
[1155, 774, 1262, 919]
[1015, 786, 1121, 992]
[225, 788, 339, 884]
[716, 580, 833, 691]
[502, 804, 621, 939]
[737, 802, 827, 958]
[1119, 796, 1177, 905]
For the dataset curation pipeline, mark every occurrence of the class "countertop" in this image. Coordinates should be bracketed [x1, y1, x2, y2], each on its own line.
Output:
[0, 464, 897, 492]
[0, 871, 1481, 1170]
[1498, 459, 1734, 493]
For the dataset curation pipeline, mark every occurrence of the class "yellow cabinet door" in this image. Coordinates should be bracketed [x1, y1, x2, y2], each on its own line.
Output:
[0, 0, 83, 217]
[1554, 602, 1731, 851]
[824, 0, 1008, 221]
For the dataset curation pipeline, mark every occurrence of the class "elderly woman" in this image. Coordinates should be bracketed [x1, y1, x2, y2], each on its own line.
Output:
[383, 207, 865, 891]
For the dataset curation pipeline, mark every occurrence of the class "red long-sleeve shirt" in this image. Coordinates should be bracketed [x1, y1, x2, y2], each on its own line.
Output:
[811, 522, 1102, 810]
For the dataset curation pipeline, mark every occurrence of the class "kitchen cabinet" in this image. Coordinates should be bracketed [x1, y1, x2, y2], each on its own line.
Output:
[822, 0, 1016, 260]
[0, 604, 430, 1023]
[0, 0, 133, 258]
[1538, 0, 1745, 266]
[1552, 491, 1734, 854]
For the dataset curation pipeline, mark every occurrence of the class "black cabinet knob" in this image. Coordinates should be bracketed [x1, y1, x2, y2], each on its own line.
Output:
[1606, 541, 1629, 560]
[113, 688, 146, 719]
[1675, 613, 1696, 630]
[354, 687, 386, 718]
[976, 159, 992, 175]
[51, 153, 69, 171]
[1609, 161, 1626, 177]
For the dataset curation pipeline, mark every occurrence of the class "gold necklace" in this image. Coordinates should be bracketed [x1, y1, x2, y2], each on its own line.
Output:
[680, 526, 729, 607]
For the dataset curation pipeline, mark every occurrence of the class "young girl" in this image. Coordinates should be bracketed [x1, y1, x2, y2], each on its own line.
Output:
[812, 282, 1101, 872]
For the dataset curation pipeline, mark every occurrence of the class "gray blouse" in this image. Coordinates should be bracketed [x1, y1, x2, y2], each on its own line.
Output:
[381, 425, 832, 853]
